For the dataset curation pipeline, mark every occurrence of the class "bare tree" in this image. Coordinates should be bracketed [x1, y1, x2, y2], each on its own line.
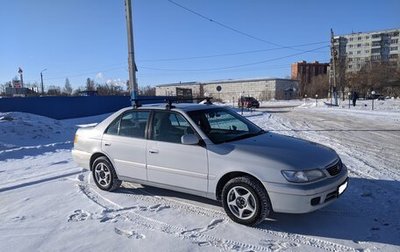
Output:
[96, 84, 125, 95]
[347, 62, 400, 97]
[47, 85, 61, 96]
[305, 74, 329, 98]
[139, 85, 156, 96]
[63, 78, 73, 95]
[86, 78, 95, 91]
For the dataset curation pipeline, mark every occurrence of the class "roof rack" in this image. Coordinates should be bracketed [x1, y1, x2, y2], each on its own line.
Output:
[131, 96, 213, 109]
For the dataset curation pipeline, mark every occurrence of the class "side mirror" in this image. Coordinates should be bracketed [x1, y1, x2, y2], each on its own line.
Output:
[181, 134, 199, 145]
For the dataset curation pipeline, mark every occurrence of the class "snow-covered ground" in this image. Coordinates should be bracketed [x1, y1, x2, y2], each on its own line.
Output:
[1, 99, 399, 251]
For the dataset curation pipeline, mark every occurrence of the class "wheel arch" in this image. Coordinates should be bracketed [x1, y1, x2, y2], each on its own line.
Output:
[90, 152, 111, 171]
[215, 171, 266, 201]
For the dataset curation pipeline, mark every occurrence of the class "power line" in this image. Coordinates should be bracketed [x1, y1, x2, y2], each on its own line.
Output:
[167, 0, 322, 51]
[140, 41, 328, 62]
[140, 45, 328, 72]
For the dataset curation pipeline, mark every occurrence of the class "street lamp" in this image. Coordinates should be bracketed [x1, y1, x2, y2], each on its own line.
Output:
[315, 94, 318, 107]
[348, 92, 351, 109]
[371, 90, 376, 110]
[40, 68, 47, 95]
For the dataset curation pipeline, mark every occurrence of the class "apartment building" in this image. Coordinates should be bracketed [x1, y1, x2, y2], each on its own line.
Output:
[291, 61, 329, 96]
[333, 28, 400, 72]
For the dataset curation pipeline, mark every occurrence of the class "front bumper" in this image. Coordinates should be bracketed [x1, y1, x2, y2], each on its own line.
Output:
[264, 165, 348, 214]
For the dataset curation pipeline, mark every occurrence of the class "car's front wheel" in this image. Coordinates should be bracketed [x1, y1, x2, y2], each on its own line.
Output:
[222, 176, 271, 226]
[92, 156, 121, 191]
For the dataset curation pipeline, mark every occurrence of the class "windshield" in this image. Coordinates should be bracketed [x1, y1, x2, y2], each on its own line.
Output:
[187, 107, 264, 144]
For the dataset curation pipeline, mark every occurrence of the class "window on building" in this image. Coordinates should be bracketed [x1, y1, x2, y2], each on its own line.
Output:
[390, 46, 398, 51]
[348, 44, 353, 48]
[349, 37, 354, 41]
[389, 31, 399, 37]
[372, 34, 381, 38]
[365, 36, 370, 39]
[348, 51, 353, 55]
[371, 48, 380, 53]
[372, 41, 381, 46]
[357, 44, 362, 47]
[365, 42, 370, 46]
[358, 37, 362, 40]
[365, 50, 370, 53]
[391, 39, 399, 44]
[348, 58, 353, 62]
[371, 55, 381, 61]
[357, 51, 361, 54]
[389, 54, 398, 59]
[348, 65, 353, 69]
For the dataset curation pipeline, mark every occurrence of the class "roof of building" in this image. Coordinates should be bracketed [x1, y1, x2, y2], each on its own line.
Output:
[334, 27, 399, 37]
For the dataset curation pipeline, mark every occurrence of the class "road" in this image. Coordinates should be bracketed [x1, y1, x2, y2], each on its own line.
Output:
[260, 107, 400, 180]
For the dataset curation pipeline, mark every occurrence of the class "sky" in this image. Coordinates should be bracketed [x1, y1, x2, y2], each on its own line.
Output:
[1, 0, 399, 90]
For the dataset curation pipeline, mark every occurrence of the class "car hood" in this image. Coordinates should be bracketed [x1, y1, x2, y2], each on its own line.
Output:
[220, 132, 339, 170]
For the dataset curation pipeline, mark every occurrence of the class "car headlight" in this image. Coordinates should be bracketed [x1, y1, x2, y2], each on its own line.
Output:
[281, 169, 326, 183]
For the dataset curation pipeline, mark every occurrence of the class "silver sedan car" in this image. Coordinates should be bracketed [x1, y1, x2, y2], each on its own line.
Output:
[72, 103, 348, 226]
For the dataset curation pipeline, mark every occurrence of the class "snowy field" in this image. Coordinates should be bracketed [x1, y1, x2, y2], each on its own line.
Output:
[1, 99, 400, 251]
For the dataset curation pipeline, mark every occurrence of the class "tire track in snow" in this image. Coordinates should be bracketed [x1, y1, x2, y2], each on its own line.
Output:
[0, 141, 72, 154]
[78, 171, 359, 252]
[77, 176, 274, 252]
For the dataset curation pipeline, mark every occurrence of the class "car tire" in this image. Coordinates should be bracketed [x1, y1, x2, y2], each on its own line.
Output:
[222, 176, 271, 226]
[92, 156, 121, 191]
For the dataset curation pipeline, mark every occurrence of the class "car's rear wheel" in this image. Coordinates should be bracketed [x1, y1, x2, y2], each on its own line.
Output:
[222, 176, 271, 226]
[92, 156, 121, 191]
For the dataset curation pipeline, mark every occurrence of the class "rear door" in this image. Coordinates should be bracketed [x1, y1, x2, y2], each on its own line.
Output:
[146, 111, 208, 194]
[102, 110, 150, 181]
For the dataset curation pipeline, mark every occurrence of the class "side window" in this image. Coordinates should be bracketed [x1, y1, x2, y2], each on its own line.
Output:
[151, 112, 193, 143]
[170, 113, 190, 127]
[105, 118, 120, 135]
[105, 111, 149, 139]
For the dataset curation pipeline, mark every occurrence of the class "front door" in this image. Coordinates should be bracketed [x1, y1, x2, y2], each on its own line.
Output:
[146, 111, 208, 194]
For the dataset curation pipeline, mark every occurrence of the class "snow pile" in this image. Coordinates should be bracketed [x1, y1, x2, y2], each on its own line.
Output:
[0, 112, 74, 152]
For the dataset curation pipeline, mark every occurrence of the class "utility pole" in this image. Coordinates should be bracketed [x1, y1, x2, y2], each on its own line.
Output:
[125, 0, 138, 105]
[18, 67, 24, 88]
[40, 68, 47, 95]
[330, 29, 338, 106]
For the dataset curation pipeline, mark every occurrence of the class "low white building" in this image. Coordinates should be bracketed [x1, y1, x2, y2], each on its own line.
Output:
[155, 78, 299, 102]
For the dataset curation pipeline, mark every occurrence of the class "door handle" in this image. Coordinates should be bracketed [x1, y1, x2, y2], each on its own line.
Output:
[149, 149, 159, 154]
[104, 143, 111, 146]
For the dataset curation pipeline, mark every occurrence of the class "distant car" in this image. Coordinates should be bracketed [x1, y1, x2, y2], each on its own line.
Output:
[72, 102, 348, 226]
[238, 96, 260, 108]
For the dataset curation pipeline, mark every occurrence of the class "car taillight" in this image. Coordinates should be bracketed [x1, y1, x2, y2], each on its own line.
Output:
[73, 134, 78, 145]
